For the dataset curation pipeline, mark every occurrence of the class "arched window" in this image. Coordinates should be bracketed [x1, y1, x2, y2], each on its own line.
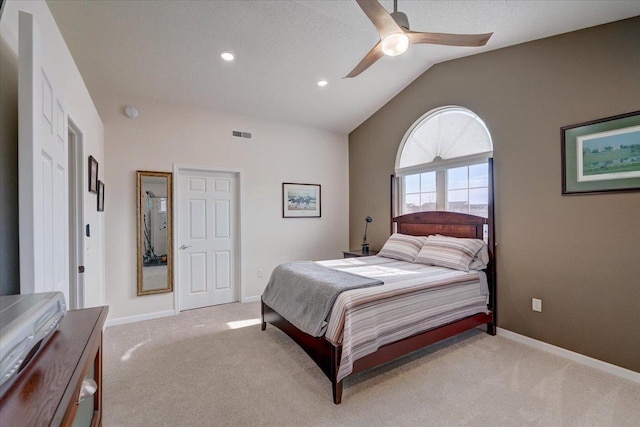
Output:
[395, 106, 493, 217]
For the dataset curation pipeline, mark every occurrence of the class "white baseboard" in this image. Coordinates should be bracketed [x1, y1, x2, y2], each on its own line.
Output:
[105, 299, 261, 327]
[105, 310, 176, 328]
[497, 327, 640, 384]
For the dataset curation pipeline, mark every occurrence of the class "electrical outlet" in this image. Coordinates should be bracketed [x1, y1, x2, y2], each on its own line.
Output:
[257, 269, 263, 278]
[532, 298, 542, 312]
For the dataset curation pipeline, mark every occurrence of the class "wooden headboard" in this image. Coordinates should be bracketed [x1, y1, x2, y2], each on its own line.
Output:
[393, 210, 496, 317]
[393, 211, 486, 240]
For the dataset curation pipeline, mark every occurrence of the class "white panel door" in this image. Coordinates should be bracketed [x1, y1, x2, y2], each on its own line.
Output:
[18, 12, 69, 305]
[178, 170, 238, 310]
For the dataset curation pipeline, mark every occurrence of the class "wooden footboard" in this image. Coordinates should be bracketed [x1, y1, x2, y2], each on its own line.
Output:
[262, 300, 344, 403]
[262, 299, 493, 404]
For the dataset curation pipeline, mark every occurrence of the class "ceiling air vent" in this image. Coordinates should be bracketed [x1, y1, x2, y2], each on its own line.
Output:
[231, 130, 252, 139]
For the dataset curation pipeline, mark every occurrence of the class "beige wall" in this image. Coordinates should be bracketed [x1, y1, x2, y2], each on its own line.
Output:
[96, 92, 349, 322]
[349, 17, 640, 372]
[0, 0, 106, 306]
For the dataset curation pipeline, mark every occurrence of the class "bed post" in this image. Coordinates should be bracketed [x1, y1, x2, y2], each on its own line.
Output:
[487, 157, 497, 336]
[261, 299, 267, 331]
[390, 174, 395, 236]
[330, 345, 343, 404]
[332, 381, 343, 405]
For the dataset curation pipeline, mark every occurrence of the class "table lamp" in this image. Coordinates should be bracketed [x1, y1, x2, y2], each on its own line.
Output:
[361, 216, 373, 254]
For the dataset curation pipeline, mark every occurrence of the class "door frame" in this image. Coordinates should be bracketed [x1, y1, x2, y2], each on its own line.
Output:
[67, 117, 85, 309]
[173, 164, 245, 314]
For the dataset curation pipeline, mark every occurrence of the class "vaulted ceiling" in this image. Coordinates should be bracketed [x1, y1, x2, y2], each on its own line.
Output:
[47, 0, 640, 133]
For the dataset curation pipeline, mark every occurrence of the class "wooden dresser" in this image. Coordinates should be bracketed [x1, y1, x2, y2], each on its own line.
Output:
[0, 306, 108, 426]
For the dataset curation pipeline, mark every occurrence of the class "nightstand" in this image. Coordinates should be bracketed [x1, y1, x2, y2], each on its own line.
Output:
[342, 250, 378, 258]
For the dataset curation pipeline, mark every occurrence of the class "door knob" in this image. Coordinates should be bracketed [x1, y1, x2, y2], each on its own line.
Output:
[179, 244, 192, 250]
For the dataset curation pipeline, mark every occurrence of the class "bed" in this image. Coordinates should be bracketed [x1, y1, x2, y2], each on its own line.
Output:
[261, 211, 496, 404]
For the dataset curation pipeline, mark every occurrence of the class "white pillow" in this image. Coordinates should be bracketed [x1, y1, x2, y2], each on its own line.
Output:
[415, 234, 485, 271]
[378, 233, 427, 263]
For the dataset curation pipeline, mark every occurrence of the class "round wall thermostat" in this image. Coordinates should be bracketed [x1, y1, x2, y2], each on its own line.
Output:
[124, 106, 139, 118]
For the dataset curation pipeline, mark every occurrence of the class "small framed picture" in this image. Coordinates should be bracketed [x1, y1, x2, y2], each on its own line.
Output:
[97, 180, 105, 212]
[283, 183, 321, 218]
[89, 155, 99, 193]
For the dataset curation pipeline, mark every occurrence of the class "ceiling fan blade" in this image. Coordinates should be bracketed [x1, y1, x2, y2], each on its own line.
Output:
[406, 30, 493, 47]
[344, 41, 384, 78]
[356, 0, 403, 39]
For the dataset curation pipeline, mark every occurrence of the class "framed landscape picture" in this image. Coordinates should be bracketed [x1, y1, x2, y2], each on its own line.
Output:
[562, 110, 640, 195]
[282, 183, 321, 218]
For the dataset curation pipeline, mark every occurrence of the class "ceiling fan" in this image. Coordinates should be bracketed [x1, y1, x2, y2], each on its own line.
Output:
[345, 0, 493, 78]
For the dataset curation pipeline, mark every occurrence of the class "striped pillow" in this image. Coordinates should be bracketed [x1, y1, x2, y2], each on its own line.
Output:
[378, 233, 427, 263]
[415, 234, 485, 271]
[469, 245, 489, 270]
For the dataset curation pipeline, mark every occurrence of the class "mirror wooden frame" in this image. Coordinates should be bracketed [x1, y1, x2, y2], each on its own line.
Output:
[136, 171, 173, 296]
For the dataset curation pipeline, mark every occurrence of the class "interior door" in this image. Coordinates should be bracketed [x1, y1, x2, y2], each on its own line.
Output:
[178, 169, 238, 310]
[18, 11, 70, 305]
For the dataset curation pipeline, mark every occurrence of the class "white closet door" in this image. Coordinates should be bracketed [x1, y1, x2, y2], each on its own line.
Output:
[178, 170, 238, 311]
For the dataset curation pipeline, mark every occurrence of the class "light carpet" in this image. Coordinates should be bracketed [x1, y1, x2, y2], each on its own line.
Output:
[103, 301, 640, 426]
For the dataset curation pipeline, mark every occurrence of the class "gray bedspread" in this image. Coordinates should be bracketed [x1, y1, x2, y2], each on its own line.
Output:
[261, 261, 383, 337]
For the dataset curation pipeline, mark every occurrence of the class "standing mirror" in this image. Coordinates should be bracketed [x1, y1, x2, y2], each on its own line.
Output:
[137, 171, 173, 295]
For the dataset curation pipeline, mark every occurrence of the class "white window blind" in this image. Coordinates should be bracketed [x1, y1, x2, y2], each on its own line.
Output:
[395, 106, 493, 177]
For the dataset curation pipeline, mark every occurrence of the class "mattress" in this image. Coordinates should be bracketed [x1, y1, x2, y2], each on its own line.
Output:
[316, 256, 489, 381]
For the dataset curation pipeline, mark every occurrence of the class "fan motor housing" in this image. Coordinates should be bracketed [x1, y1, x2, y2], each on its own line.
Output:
[390, 11, 409, 29]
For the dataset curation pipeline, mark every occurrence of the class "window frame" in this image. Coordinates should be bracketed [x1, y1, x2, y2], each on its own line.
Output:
[395, 106, 493, 218]
[398, 160, 489, 215]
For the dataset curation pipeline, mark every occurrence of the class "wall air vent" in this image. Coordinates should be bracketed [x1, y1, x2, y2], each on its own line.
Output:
[231, 130, 252, 139]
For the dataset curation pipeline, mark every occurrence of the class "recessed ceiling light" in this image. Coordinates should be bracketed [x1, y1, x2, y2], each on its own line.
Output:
[220, 52, 234, 61]
[317, 80, 328, 88]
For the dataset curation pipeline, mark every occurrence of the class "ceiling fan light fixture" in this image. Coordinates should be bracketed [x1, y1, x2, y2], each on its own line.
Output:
[381, 32, 409, 56]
